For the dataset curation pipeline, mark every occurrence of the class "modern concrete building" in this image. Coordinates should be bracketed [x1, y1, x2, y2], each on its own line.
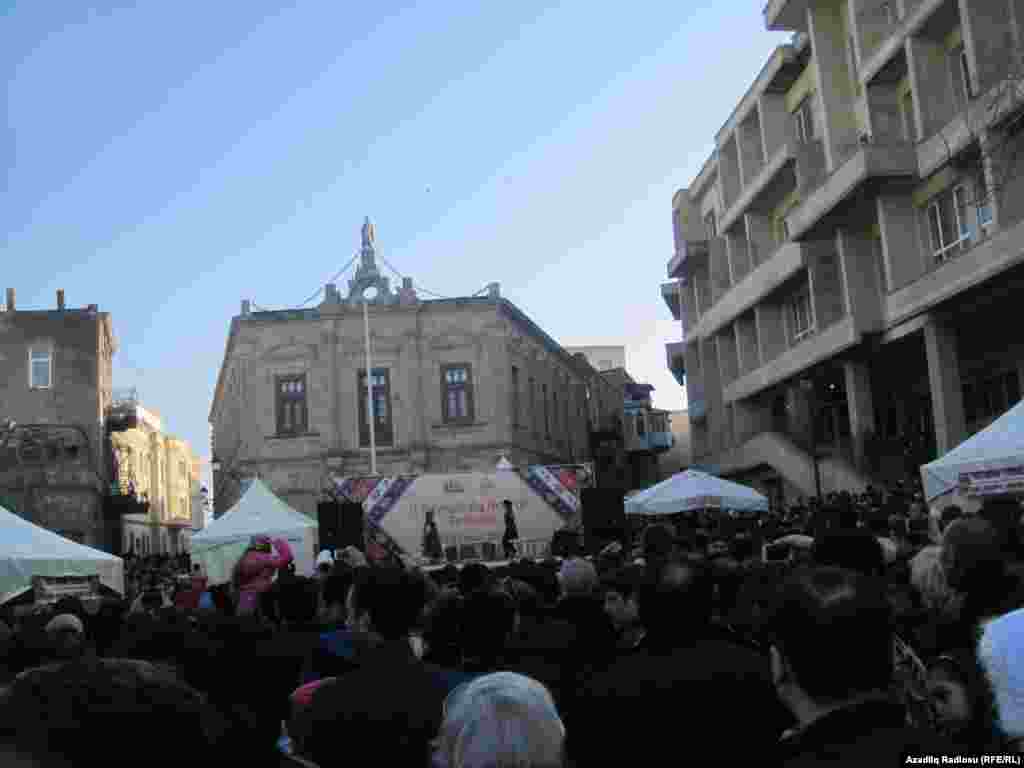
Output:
[110, 395, 200, 556]
[564, 346, 627, 372]
[0, 290, 117, 548]
[664, 0, 1024, 503]
[210, 220, 629, 518]
[658, 409, 693, 478]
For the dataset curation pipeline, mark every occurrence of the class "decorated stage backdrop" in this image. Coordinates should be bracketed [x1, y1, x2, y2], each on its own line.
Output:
[331, 465, 591, 561]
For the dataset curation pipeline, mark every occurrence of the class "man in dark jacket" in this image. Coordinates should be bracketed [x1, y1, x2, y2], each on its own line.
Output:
[305, 566, 469, 767]
[570, 559, 790, 766]
[771, 566, 952, 766]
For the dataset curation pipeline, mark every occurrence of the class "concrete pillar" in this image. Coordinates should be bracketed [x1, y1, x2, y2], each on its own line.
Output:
[745, 213, 774, 269]
[734, 397, 771, 445]
[925, 314, 968, 455]
[906, 36, 957, 142]
[701, 337, 724, 456]
[844, 360, 876, 468]
[877, 194, 924, 291]
[756, 302, 786, 365]
[759, 93, 793, 161]
[738, 113, 765, 187]
[807, 2, 859, 171]
[837, 228, 884, 335]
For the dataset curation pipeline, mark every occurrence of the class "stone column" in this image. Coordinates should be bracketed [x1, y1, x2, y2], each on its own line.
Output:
[924, 314, 967, 455]
[843, 359, 876, 469]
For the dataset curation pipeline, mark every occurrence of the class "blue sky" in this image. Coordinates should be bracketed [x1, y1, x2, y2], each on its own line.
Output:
[3, 1, 790, 475]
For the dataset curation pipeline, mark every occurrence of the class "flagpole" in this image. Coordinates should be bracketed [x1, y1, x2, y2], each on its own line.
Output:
[363, 295, 377, 476]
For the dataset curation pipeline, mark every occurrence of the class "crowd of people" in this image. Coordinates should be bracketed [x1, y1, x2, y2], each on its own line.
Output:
[1, 482, 1024, 766]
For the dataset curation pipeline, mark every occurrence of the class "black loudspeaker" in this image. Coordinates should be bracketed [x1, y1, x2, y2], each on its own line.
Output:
[317, 501, 341, 552]
[581, 488, 626, 551]
[338, 502, 365, 551]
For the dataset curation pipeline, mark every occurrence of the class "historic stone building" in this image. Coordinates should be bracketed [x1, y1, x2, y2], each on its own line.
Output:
[210, 220, 626, 518]
[0, 290, 116, 548]
[110, 395, 200, 555]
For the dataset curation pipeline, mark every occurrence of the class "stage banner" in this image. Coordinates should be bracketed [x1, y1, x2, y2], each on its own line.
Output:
[523, 465, 585, 525]
[330, 475, 416, 562]
[957, 466, 1024, 497]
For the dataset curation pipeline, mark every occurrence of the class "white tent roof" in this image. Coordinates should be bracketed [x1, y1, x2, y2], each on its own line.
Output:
[190, 479, 317, 584]
[921, 400, 1024, 502]
[192, 478, 316, 543]
[0, 504, 124, 604]
[625, 469, 769, 516]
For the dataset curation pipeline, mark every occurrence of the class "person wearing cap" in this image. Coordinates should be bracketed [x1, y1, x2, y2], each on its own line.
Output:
[231, 535, 294, 616]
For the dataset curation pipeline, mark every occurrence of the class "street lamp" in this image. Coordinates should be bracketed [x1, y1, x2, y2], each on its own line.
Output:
[362, 286, 378, 476]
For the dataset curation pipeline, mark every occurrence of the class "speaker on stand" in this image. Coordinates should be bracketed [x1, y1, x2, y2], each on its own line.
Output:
[317, 501, 341, 554]
[581, 488, 627, 554]
[338, 502, 366, 551]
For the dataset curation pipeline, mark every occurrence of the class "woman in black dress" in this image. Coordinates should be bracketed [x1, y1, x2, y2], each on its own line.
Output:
[502, 500, 519, 560]
[423, 509, 442, 562]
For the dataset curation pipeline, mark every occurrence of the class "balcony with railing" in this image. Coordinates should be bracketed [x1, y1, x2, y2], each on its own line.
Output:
[858, 0, 948, 85]
[667, 238, 709, 279]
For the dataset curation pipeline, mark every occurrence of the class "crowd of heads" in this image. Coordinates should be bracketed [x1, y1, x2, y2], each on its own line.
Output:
[1, 482, 1023, 765]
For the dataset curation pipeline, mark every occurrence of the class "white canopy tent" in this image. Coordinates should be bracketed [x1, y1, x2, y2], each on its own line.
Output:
[0, 504, 124, 604]
[921, 400, 1024, 505]
[625, 469, 769, 516]
[189, 479, 318, 586]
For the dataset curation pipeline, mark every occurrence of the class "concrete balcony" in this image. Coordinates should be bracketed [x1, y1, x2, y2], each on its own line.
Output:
[918, 80, 1024, 178]
[859, 0, 945, 86]
[721, 141, 799, 232]
[661, 282, 682, 320]
[667, 239, 709, 279]
[787, 142, 917, 240]
[725, 316, 860, 403]
[666, 341, 686, 386]
[691, 242, 807, 339]
[764, 0, 811, 31]
[886, 217, 1024, 328]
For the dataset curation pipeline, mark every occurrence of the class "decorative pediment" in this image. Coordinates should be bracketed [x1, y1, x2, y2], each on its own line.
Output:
[429, 328, 479, 351]
[261, 341, 318, 362]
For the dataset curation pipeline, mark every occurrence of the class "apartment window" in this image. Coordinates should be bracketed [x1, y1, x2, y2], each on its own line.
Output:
[275, 375, 308, 436]
[510, 366, 520, 427]
[795, 97, 815, 143]
[928, 184, 970, 264]
[873, 237, 889, 294]
[952, 45, 973, 106]
[704, 211, 717, 238]
[976, 172, 993, 232]
[529, 377, 537, 433]
[900, 89, 917, 142]
[358, 368, 393, 446]
[29, 347, 52, 389]
[543, 384, 550, 438]
[789, 288, 815, 341]
[441, 364, 474, 423]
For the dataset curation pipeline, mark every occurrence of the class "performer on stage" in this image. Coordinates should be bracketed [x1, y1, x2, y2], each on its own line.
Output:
[502, 500, 520, 560]
[232, 535, 294, 616]
[423, 509, 442, 562]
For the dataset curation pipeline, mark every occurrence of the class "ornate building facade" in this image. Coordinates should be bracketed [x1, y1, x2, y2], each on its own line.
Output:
[111, 396, 200, 555]
[210, 220, 626, 517]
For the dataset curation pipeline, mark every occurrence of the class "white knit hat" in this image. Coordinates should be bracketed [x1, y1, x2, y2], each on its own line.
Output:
[979, 607, 1024, 739]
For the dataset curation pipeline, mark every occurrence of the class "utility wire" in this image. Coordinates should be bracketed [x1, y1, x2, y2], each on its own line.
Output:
[296, 252, 360, 307]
